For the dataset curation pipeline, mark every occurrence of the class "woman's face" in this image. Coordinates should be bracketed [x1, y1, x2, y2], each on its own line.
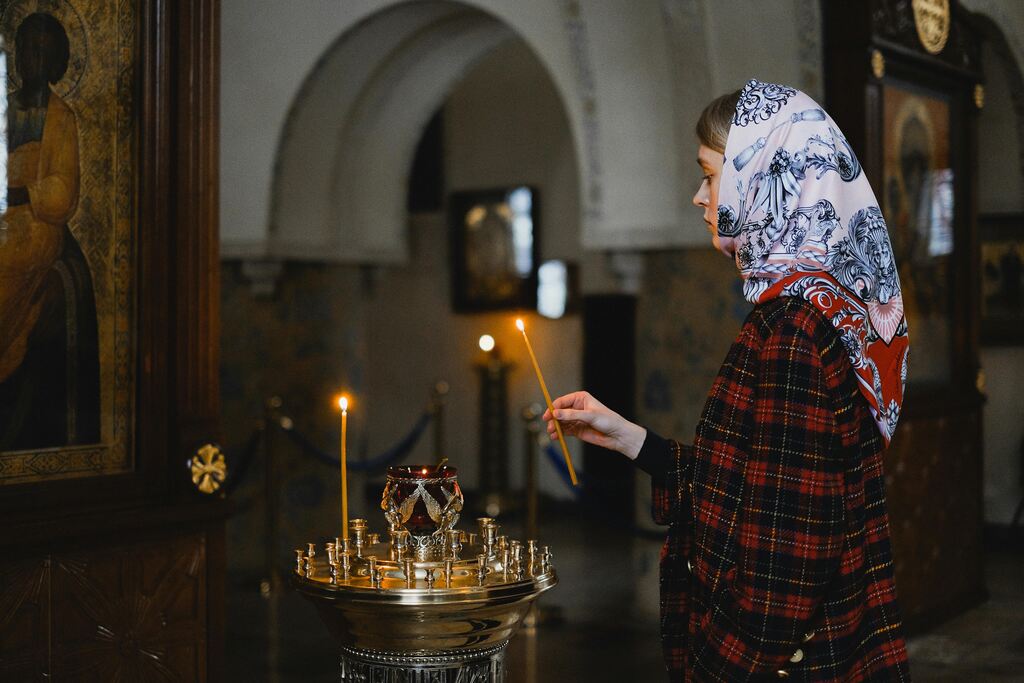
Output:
[693, 144, 732, 257]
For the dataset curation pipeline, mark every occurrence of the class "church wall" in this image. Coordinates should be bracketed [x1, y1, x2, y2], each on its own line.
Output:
[220, 0, 824, 258]
[978, 43, 1024, 213]
[963, 0, 1024, 74]
[218, 0, 608, 256]
[220, 0, 383, 254]
[977, 39, 1024, 526]
[697, 0, 820, 100]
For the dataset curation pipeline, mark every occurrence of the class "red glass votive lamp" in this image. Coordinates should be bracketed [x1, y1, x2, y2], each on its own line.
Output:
[382, 464, 464, 542]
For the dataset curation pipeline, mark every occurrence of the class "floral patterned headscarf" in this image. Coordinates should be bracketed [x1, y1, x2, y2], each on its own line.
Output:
[717, 79, 909, 444]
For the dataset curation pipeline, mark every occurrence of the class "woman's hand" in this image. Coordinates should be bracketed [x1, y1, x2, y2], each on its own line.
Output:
[543, 391, 647, 460]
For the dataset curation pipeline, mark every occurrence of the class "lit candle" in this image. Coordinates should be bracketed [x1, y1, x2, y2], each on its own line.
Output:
[515, 319, 578, 486]
[338, 395, 349, 539]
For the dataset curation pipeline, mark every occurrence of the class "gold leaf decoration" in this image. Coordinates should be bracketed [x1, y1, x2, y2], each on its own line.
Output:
[189, 444, 226, 494]
[912, 0, 950, 55]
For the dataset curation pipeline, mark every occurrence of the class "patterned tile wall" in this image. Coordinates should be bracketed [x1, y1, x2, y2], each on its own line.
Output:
[220, 261, 367, 574]
[635, 249, 749, 443]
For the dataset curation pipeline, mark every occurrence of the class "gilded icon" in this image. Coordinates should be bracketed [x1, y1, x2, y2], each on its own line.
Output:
[882, 83, 953, 384]
[979, 213, 1024, 345]
[0, 0, 136, 485]
[450, 186, 539, 313]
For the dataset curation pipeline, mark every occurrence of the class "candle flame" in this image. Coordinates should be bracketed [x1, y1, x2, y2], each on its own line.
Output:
[515, 318, 525, 332]
[338, 396, 349, 412]
[478, 334, 495, 352]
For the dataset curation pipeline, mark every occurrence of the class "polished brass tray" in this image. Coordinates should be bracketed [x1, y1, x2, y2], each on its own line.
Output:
[292, 517, 556, 653]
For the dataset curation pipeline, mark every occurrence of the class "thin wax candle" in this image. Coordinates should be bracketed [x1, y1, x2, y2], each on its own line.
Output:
[339, 396, 349, 539]
[515, 319, 578, 486]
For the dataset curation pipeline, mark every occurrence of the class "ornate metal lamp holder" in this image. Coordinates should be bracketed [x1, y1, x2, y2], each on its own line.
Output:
[382, 464, 464, 558]
[292, 465, 557, 682]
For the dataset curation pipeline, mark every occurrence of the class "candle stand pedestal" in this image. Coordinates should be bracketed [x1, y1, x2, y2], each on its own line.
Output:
[340, 644, 507, 681]
[292, 465, 557, 682]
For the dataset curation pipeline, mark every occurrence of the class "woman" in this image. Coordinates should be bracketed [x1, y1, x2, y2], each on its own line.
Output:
[545, 80, 911, 681]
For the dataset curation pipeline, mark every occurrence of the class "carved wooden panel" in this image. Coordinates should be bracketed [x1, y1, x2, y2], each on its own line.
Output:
[883, 410, 985, 628]
[0, 559, 50, 681]
[0, 533, 208, 682]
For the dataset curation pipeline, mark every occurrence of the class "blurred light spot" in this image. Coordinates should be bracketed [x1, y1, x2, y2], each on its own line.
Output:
[538, 260, 568, 319]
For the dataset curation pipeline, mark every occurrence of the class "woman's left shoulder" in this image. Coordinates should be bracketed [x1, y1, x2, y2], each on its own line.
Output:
[749, 296, 835, 345]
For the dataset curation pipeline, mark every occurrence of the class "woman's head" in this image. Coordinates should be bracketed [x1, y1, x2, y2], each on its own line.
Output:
[16, 12, 71, 87]
[696, 90, 740, 154]
[700, 78, 907, 443]
[693, 89, 740, 256]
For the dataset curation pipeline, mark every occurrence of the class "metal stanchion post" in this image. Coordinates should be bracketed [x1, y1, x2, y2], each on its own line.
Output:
[263, 395, 284, 596]
[520, 403, 562, 629]
[521, 403, 543, 541]
[263, 395, 284, 683]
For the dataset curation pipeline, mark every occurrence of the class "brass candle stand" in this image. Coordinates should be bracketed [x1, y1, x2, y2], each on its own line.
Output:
[292, 464, 557, 681]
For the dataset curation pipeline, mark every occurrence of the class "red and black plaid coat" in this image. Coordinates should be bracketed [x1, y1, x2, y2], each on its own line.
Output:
[639, 297, 910, 681]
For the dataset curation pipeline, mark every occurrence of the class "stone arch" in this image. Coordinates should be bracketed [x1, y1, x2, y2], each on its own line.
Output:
[968, 10, 1024, 184]
[269, 1, 583, 264]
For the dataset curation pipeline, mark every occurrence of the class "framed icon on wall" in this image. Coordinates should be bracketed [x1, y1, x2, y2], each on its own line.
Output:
[449, 186, 540, 313]
[0, 0, 137, 486]
[880, 81, 955, 383]
[979, 212, 1024, 345]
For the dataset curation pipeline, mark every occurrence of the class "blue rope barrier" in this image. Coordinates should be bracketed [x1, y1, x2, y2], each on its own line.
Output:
[222, 427, 264, 495]
[278, 411, 433, 472]
[542, 441, 584, 496]
[539, 441, 654, 523]
[540, 441, 666, 538]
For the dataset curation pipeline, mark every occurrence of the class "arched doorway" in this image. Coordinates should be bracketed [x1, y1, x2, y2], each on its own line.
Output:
[270, 1, 576, 264]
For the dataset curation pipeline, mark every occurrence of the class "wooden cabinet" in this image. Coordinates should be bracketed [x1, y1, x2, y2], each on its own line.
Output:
[824, 0, 987, 630]
[2, 525, 224, 681]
